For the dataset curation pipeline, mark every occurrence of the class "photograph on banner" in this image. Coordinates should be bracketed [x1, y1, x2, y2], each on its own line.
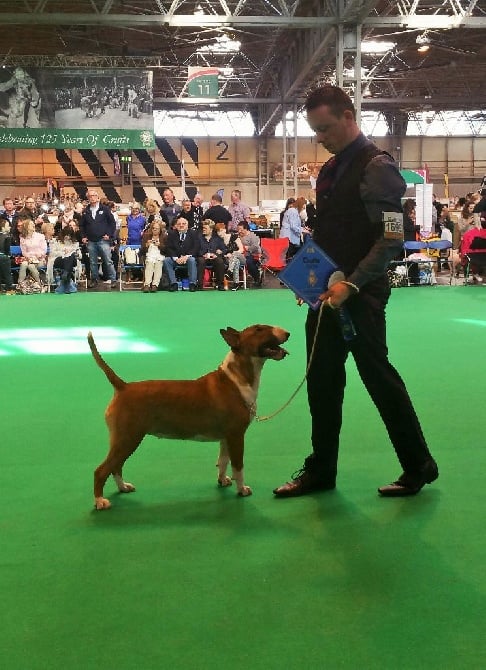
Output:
[50, 68, 153, 130]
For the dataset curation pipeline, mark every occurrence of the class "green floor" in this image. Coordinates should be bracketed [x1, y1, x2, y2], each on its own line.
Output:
[1, 286, 485, 669]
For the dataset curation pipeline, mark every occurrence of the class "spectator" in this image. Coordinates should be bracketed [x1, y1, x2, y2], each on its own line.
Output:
[141, 219, 167, 292]
[0, 219, 15, 294]
[215, 222, 246, 291]
[160, 188, 182, 227]
[197, 219, 226, 291]
[237, 222, 262, 287]
[1, 197, 18, 232]
[227, 189, 251, 232]
[126, 203, 146, 245]
[79, 189, 117, 289]
[163, 217, 198, 292]
[279, 196, 307, 258]
[18, 217, 47, 285]
[49, 226, 80, 294]
[204, 193, 232, 228]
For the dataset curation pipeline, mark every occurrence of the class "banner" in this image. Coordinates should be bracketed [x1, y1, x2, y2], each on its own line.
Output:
[187, 67, 219, 98]
[0, 128, 154, 149]
[0, 67, 154, 149]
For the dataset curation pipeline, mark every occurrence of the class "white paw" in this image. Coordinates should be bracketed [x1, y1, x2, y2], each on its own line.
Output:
[118, 482, 136, 493]
[95, 497, 111, 510]
[237, 486, 253, 497]
[218, 476, 232, 488]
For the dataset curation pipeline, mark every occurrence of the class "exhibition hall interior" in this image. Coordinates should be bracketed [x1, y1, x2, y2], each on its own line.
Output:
[1, 3, 485, 670]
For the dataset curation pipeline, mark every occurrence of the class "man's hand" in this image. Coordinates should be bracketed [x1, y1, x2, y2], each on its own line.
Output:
[318, 281, 353, 309]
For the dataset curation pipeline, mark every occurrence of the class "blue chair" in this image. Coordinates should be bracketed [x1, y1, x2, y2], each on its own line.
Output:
[119, 244, 143, 290]
[9, 245, 21, 285]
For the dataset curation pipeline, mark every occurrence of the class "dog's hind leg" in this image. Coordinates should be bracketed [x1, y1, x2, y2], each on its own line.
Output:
[94, 433, 143, 510]
[227, 433, 252, 497]
[217, 440, 232, 488]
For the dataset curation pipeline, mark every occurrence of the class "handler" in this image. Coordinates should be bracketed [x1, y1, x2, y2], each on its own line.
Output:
[273, 86, 438, 498]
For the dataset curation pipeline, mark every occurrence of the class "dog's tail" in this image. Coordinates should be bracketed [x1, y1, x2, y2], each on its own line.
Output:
[87, 331, 126, 391]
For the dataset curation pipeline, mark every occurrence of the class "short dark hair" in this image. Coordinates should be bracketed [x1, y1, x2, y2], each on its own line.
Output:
[211, 193, 223, 203]
[304, 85, 356, 120]
[237, 221, 249, 230]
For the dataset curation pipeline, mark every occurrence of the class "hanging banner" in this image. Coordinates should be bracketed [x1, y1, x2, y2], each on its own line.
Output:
[0, 128, 154, 149]
[187, 67, 219, 98]
[0, 67, 154, 148]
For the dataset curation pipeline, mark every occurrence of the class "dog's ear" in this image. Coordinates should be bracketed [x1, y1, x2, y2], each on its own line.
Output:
[220, 327, 240, 350]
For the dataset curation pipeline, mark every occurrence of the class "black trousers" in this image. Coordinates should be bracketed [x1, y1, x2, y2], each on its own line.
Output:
[305, 287, 434, 483]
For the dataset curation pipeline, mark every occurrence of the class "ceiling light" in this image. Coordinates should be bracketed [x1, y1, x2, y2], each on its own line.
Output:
[361, 40, 396, 54]
[416, 32, 431, 52]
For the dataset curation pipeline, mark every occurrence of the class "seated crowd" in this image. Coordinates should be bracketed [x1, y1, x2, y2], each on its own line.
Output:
[0, 187, 269, 295]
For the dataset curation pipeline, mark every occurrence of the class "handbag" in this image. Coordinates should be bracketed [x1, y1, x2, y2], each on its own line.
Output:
[17, 277, 43, 294]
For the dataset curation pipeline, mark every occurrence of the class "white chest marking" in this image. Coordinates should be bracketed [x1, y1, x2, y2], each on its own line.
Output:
[220, 352, 264, 415]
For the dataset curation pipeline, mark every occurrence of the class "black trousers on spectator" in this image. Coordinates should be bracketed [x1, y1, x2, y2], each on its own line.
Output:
[197, 256, 225, 287]
[0, 255, 13, 289]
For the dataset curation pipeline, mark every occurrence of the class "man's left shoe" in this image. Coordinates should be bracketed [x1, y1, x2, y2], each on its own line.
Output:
[189, 283, 197, 292]
[217, 284, 225, 291]
[378, 460, 439, 497]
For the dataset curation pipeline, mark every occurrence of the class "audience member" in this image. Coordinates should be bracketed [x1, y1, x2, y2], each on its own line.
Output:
[192, 193, 205, 230]
[163, 217, 198, 291]
[197, 219, 226, 291]
[227, 189, 251, 232]
[49, 226, 80, 294]
[18, 217, 47, 285]
[279, 196, 307, 258]
[237, 221, 262, 286]
[215, 222, 246, 291]
[141, 219, 167, 292]
[203, 193, 232, 228]
[126, 203, 146, 245]
[18, 196, 48, 230]
[80, 189, 117, 289]
[0, 220, 15, 294]
[279, 198, 296, 226]
[1, 197, 18, 232]
[144, 199, 168, 229]
[160, 188, 182, 227]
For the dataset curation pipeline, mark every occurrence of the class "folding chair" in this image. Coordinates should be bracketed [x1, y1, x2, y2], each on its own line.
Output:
[119, 245, 144, 290]
[426, 240, 453, 282]
[260, 237, 289, 284]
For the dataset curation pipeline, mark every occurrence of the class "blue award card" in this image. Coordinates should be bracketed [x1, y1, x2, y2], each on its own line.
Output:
[279, 239, 339, 310]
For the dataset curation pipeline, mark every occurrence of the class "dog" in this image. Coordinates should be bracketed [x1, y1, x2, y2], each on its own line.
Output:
[88, 325, 290, 510]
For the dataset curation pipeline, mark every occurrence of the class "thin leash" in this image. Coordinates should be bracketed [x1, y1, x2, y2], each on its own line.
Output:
[255, 301, 325, 422]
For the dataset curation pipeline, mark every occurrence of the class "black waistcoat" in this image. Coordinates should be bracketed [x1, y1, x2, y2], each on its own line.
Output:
[314, 144, 385, 276]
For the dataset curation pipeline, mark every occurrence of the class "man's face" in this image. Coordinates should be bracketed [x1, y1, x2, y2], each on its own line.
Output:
[175, 218, 188, 232]
[25, 198, 35, 211]
[182, 201, 192, 212]
[163, 190, 174, 205]
[88, 191, 99, 205]
[237, 225, 246, 238]
[3, 199, 14, 213]
[306, 105, 357, 155]
[231, 191, 239, 204]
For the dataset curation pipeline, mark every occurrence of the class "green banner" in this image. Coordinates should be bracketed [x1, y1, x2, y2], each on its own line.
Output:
[0, 128, 155, 149]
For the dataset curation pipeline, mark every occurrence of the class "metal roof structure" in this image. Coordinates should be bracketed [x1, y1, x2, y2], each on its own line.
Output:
[1, 0, 485, 135]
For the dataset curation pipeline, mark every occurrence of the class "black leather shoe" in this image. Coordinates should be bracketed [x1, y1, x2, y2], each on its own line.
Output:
[169, 283, 178, 292]
[378, 461, 438, 497]
[189, 283, 197, 292]
[273, 469, 336, 498]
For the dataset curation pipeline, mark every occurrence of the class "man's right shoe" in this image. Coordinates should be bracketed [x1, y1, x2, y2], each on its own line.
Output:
[273, 469, 336, 498]
[378, 460, 439, 497]
[169, 283, 178, 292]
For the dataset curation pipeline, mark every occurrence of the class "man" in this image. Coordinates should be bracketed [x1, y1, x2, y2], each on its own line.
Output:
[177, 199, 198, 229]
[227, 189, 251, 232]
[191, 193, 205, 231]
[0, 198, 18, 232]
[237, 222, 262, 286]
[160, 188, 182, 227]
[163, 217, 198, 291]
[204, 193, 232, 228]
[18, 196, 47, 230]
[273, 86, 438, 499]
[79, 189, 117, 289]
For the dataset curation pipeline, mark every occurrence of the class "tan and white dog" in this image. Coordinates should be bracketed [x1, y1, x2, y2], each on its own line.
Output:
[88, 325, 289, 510]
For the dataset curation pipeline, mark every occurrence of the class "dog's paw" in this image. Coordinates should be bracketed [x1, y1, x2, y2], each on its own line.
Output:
[237, 486, 253, 497]
[94, 497, 112, 510]
[118, 482, 136, 494]
[218, 476, 232, 488]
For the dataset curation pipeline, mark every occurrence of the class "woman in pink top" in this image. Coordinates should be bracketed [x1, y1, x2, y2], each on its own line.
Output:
[19, 216, 47, 283]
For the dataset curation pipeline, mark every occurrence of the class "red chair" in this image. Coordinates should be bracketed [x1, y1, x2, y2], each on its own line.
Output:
[260, 237, 289, 284]
[460, 228, 486, 284]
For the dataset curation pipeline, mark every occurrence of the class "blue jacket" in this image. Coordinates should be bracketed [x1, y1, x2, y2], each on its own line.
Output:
[80, 205, 116, 242]
[126, 213, 146, 245]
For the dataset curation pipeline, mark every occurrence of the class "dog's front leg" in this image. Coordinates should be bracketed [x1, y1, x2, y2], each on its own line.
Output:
[217, 440, 232, 488]
[227, 434, 252, 497]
